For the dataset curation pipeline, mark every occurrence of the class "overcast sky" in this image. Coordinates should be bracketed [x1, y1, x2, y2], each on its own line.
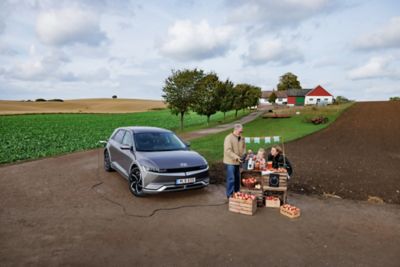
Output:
[0, 0, 399, 101]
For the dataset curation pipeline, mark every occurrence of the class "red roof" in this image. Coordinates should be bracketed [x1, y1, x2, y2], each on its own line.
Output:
[306, 85, 332, 97]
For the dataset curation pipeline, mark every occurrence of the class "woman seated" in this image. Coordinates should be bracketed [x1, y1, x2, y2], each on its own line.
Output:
[267, 145, 293, 177]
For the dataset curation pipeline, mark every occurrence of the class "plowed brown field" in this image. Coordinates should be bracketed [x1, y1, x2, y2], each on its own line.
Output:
[286, 101, 400, 204]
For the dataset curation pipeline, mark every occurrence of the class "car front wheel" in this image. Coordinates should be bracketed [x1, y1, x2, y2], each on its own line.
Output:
[104, 150, 114, 172]
[129, 166, 144, 197]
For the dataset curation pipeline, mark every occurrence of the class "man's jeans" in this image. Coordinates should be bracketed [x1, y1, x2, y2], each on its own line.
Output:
[225, 164, 240, 198]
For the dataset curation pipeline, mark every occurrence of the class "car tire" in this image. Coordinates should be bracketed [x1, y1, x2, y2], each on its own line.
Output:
[104, 150, 114, 172]
[129, 166, 145, 197]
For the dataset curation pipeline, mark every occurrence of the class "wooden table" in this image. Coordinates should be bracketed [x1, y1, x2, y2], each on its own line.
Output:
[261, 171, 288, 204]
[240, 170, 288, 204]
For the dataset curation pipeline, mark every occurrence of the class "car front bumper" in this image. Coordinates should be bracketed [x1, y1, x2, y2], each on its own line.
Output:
[141, 168, 210, 193]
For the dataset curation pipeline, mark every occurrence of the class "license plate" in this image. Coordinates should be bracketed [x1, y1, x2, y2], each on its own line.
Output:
[176, 178, 196, 185]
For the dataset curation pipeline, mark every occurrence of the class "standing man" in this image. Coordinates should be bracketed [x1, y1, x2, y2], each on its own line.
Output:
[223, 123, 246, 198]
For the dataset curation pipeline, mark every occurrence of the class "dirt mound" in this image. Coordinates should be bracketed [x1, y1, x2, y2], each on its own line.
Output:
[286, 101, 400, 204]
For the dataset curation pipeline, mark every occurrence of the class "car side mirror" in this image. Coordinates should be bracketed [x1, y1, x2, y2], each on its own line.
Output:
[120, 144, 132, 150]
[185, 141, 191, 148]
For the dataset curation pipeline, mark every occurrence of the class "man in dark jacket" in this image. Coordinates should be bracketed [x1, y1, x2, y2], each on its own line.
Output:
[267, 145, 293, 177]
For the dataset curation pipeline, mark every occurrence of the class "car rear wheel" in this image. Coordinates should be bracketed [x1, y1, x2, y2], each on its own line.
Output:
[129, 167, 144, 197]
[104, 150, 114, 172]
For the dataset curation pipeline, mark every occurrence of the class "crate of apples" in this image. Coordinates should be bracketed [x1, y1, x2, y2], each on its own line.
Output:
[229, 192, 257, 215]
[280, 204, 301, 218]
[265, 196, 280, 208]
[232, 192, 256, 201]
[242, 177, 259, 188]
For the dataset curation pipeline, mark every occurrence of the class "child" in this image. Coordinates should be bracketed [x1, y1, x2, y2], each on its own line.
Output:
[255, 148, 266, 170]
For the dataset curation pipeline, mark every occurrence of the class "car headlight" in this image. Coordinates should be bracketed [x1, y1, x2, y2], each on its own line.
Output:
[143, 165, 160, 172]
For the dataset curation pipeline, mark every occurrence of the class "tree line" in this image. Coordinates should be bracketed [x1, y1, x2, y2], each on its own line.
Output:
[162, 69, 261, 130]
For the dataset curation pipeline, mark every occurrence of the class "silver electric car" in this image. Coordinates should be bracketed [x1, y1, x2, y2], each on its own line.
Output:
[104, 126, 209, 196]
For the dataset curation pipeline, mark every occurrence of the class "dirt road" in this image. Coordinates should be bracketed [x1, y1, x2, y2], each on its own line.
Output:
[1, 148, 399, 266]
[179, 110, 264, 141]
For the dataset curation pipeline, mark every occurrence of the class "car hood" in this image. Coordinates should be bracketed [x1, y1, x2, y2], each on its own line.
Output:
[137, 150, 207, 169]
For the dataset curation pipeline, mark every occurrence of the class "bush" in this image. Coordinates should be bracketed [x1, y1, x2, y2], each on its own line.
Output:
[112, 95, 117, 99]
[35, 98, 47, 102]
[335, 96, 351, 104]
[389, 97, 400, 101]
[48, 99, 64, 102]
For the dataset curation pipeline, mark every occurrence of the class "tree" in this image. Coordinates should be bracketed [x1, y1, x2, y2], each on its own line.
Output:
[244, 85, 262, 108]
[216, 79, 235, 120]
[112, 95, 117, 99]
[232, 83, 262, 117]
[162, 69, 204, 130]
[191, 73, 222, 125]
[389, 96, 400, 101]
[268, 91, 277, 103]
[232, 84, 248, 117]
[277, 72, 302, 91]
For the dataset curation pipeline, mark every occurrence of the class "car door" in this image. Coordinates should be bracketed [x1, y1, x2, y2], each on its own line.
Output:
[109, 129, 125, 171]
[119, 131, 134, 175]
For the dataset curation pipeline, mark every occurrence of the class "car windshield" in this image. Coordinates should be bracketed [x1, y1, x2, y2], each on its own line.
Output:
[134, 132, 187, 152]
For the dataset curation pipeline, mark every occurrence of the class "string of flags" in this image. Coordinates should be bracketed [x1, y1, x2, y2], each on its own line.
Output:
[244, 136, 281, 144]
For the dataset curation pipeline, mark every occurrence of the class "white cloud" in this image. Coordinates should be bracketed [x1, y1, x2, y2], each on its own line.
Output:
[243, 39, 304, 66]
[227, 0, 337, 29]
[354, 17, 400, 50]
[159, 20, 235, 61]
[348, 56, 399, 80]
[36, 7, 107, 46]
[1, 46, 110, 83]
[2, 46, 67, 81]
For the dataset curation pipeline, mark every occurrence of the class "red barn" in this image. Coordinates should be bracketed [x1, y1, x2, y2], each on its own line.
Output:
[305, 85, 333, 105]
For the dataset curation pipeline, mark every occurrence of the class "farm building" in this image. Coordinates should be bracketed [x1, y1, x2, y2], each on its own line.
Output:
[260, 85, 334, 106]
[304, 85, 334, 105]
[286, 89, 312, 106]
[260, 90, 288, 104]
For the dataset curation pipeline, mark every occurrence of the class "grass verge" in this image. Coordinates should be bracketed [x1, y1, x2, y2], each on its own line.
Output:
[191, 103, 353, 164]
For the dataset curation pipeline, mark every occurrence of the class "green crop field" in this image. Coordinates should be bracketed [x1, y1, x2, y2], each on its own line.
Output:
[0, 109, 247, 164]
[191, 103, 353, 163]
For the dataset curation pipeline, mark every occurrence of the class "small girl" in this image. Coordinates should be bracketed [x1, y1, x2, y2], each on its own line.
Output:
[255, 148, 266, 170]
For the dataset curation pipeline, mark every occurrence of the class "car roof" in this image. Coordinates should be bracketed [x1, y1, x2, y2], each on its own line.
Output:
[118, 126, 172, 134]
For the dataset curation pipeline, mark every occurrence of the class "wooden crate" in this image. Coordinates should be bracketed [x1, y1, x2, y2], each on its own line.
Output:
[229, 197, 257, 216]
[240, 188, 264, 207]
[280, 204, 301, 219]
[241, 170, 264, 191]
[264, 190, 287, 205]
[265, 196, 280, 208]
[262, 172, 288, 188]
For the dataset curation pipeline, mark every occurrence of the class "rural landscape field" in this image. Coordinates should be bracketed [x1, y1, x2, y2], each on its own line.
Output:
[1, 99, 399, 266]
[1, 1, 400, 266]
[0, 98, 166, 114]
[0, 99, 247, 164]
